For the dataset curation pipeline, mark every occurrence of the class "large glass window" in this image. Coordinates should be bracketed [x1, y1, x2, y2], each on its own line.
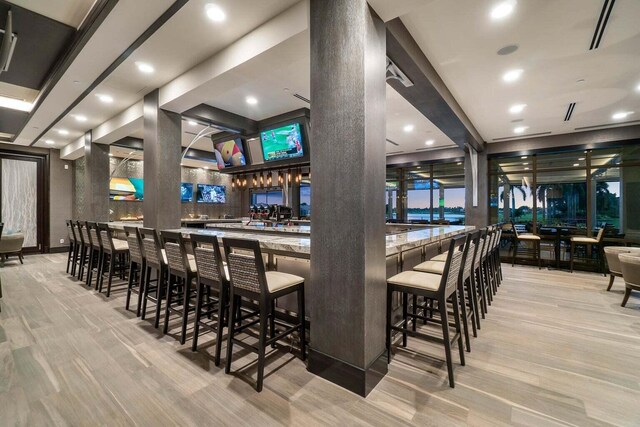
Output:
[406, 179, 432, 222]
[592, 168, 620, 231]
[385, 181, 398, 220]
[300, 181, 311, 218]
[251, 189, 283, 206]
[536, 170, 587, 229]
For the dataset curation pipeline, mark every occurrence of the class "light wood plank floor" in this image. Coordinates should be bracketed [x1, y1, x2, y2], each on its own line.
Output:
[0, 254, 638, 426]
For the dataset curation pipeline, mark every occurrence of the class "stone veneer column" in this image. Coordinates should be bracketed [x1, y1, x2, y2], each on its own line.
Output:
[143, 89, 182, 230]
[83, 131, 110, 221]
[465, 148, 489, 227]
[308, 0, 387, 396]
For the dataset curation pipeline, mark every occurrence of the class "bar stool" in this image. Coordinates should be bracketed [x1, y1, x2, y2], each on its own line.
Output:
[140, 227, 167, 328]
[570, 227, 605, 273]
[66, 220, 78, 274]
[222, 238, 306, 392]
[620, 253, 640, 307]
[76, 221, 91, 281]
[386, 234, 466, 388]
[161, 231, 198, 345]
[473, 228, 489, 316]
[413, 232, 477, 352]
[97, 223, 129, 297]
[190, 234, 230, 365]
[511, 221, 541, 269]
[71, 221, 83, 277]
[86, 221, 103, 288]
[124, 226, 145, 316]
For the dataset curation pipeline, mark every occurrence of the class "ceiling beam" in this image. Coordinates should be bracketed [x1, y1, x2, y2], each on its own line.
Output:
[182, 104, 258, 136]
[385, 18, 484, 152]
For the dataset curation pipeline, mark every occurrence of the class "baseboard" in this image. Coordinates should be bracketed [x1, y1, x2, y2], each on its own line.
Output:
[307, 347, 388, 397]
[49, 247, 69, 254]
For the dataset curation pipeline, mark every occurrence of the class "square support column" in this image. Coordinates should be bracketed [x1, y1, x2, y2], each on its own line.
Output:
[465, 149, 489, 228]
[83, 131, 110, 221]
[308, 0, 387, 397]
[143, 89, 182, 230]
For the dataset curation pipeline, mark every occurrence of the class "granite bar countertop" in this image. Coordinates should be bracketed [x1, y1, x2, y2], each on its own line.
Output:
[163, 225, 473, 257]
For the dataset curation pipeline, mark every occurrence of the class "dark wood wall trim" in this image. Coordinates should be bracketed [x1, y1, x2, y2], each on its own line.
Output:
[29, 0, 189, 146]
[12, 0, 118, 142]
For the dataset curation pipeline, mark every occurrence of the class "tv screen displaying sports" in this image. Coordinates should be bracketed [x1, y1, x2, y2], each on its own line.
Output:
[260, 122, 304, 162]
[197, 184, 226, 204]
[181, 182, 193, 202]
[213, 138, 246, 170]
[110, 177, 144, 201]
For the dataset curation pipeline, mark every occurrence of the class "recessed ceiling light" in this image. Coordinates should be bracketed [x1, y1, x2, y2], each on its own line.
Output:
[135, 61, 154, 74]
[524, 167, 529, 170]
[57, 129, 69, 136]
[246, 96, 258, 105]
[0, 95, 33, 112]
[96, 94, 113, 103]
[205, 3, 226, 22]
[521, 156, 528, 159]
[522, 162, 528, 165]
[490, 0, 516, 20]
[636, 83, 640, 92]
[513, 126, 528, 134]
[578, 157, 585, 161]
[457, 162, 462, 166]
[187, 120, 197, 126]
[573, 163, 579, 167]
[509, 103, 527, 114]
[45, 139, 55, 145]
[403, 124, 414, 132]
[108, 153, 113, 157]
[73, 114, 87, 122]
[612, 111, 633, 120]
[425, 139, 435, 146]
[503, 69, 523, 83]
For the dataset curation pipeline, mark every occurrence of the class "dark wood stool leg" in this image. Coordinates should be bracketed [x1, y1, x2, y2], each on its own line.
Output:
[154, 269, 164, 329]
[570, 241, 575, 272]
[451, 290, 466, 366]
[163, 276, 175, 335]
[180, 277, 191, 345]
[141, 266, 151, 320]
[225, 292, 236, 374]
[607, 274, 615, 291]
[192, 282, 203, 352]
[214, 285, 227, 366]
[386, 286, 393, 363]
[256, 301, 268, 392]
[298, 284, 306, 360]
[106, 253, 116, 297]
[402, 292, 408, 348]
[136, 261, 146, 317]
[270, 300, 276, 349]
[439, 297, 454, 388]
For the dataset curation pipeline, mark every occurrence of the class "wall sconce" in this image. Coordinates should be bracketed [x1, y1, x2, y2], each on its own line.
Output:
[278, 171, 283, 185]
[267, 173, 272, 186]
[287, 170, 292, 183]
[252, 174, 257, 187]
[260, 173, 264, 188]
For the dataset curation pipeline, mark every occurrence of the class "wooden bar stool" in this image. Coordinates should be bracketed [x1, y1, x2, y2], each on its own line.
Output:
[190, 233, 230, 366]
[86, 221, 103, 288]
[71, 221, 83, 277]
[140, 227, 167, 328]
[570, 227, 604, 273]
[386, 234, 466, 388]
[66, 220, 79, 275]
[413, 232, 477, 352]
[511, 221, 541, 269]
[222, 237, 306, 392]
[76, 221, 92, 281]
[161, 231, 198, 345]
[97, 224, 129, 297]
[124, 226, 145, 316]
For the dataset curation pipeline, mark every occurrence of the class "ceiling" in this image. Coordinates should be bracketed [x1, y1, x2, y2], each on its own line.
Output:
[401, 0, 640, 143]
[7, 0, 95, 28]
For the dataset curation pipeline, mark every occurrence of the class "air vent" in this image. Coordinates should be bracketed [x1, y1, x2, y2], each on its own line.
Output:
[590, 0, 616, 50]
[564, 102, 577, 121]
[492, 131, 552, 141]
[414, 147, 434, 152]
[386, 138, 399, 146]
[293, 93, 310, 104]
[575, 119, 640, 131]
[386, 150, 403, 156]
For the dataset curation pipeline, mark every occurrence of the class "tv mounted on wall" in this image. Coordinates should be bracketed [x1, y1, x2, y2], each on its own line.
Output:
[109, 177, 143, 201]
[197, 184, 226, 204]
[213, 138, 246, 170]
[181, 182, 193, 202]
[260, 122, 304, 162]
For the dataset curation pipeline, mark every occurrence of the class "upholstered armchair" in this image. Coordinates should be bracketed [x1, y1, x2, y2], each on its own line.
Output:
[619, 253, 640, 307]
[604, 247, 640, 291]
[0, 233, 25, 265]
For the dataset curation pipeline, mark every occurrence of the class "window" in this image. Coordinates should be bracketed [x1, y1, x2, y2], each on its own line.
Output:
[251, 189, 283, 206]
[406, 179, 432, 222]
[300, 182, 311, 218]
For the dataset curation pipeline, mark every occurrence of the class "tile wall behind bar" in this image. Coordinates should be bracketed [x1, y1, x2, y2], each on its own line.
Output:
[103, 158, 243, 221]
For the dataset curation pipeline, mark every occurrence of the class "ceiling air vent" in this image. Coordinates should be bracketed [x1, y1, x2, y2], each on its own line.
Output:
[386, 138, 399, 146]
[293, 93, 310, 104]
[590, 0, 616, 50]
[386, 150, 403, 156]
[564, 102, 577, 121]
[492, 131, 552, 141]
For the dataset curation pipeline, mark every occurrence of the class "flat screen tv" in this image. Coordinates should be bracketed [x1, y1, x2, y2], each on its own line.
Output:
[197, 184, 226, 204]
[110, 177, 143, 201]
[260, 122, 304, 162]
[213, 138, 246, 170]
[181, 182, 193, 202]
